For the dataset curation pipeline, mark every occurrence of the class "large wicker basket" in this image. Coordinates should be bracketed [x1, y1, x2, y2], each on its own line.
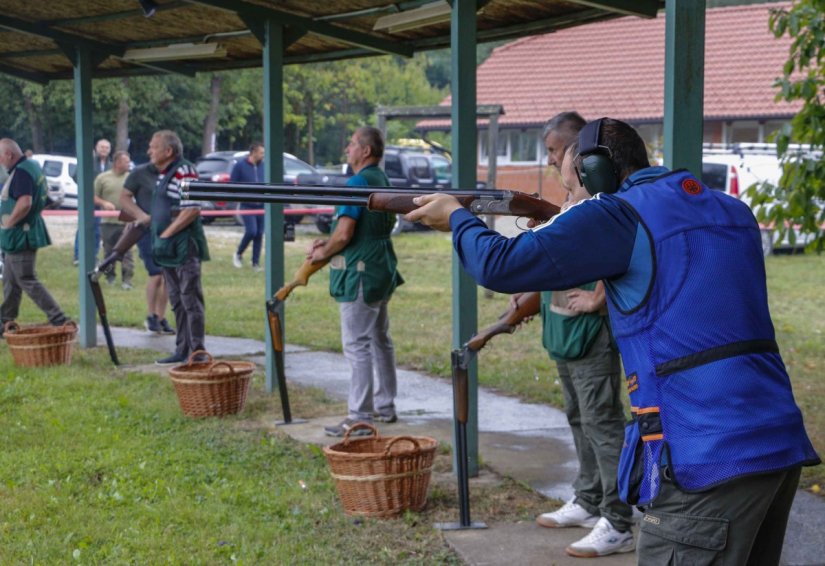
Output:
[168, 350, 254, 417]
[323, 423, 438, 518]
[4, 321, 77, 367]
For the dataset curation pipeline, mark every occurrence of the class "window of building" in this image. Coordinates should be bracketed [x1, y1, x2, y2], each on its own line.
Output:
[510, 130, 539, 163]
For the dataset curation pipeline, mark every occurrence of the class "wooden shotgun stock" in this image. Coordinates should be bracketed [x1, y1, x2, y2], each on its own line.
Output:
[465, 292, 541, 352]
[274, 258, 329, 302]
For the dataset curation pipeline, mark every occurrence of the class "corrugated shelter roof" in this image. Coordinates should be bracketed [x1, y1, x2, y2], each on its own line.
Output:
[423, 2, 798, 129]
[0, 0, 664, 83]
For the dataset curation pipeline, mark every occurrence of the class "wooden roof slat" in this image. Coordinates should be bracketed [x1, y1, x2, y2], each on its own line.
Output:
[562, 0, 660, 18]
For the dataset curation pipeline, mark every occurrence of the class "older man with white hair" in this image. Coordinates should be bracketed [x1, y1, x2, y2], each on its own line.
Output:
[0, 138, 70, 334]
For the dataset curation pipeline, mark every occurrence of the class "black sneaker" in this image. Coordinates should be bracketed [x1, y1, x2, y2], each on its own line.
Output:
[155, 353, 186, 366]
[159, 318, 175, 335]
[323, 418, 374, 438]
[144, 315, 161, 334]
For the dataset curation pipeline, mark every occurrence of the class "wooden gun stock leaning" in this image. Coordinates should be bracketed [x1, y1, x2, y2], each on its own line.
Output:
[266, 258, 328, 424]
[466, 292, 541, 352]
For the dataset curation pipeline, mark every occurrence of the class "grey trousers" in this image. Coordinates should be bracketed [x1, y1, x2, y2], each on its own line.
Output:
[162, 252, 205, 359]
[556, 325, 633, 532]
[1, 249, 66, 325]
[339, 289, 397, 421]
[100, 223, 134, 284]
[638, 467, 801, 565]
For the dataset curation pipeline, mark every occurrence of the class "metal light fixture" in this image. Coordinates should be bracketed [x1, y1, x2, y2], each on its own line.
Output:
[138, 0, 159, 18]
[122, 42, 227, 62]
[373, 0, 452, 33]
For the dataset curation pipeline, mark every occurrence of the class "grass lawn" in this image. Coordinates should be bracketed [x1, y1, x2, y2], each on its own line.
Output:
[3, 223, 822, 561]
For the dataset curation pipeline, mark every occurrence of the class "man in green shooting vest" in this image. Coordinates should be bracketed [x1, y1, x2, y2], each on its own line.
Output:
[309, 126, 404, 437]
[511, 113, 633, 558]
[147, 130, 209, 366]
[0, 138, 70, 334]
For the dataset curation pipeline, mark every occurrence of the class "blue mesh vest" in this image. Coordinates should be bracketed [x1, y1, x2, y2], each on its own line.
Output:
[607, 169, 819, 506]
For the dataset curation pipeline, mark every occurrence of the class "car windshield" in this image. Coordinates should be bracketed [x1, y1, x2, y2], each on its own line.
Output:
[284, 157, 315, 176]
[42, 160, 63, 177]
[196, 158, 232, 175]
[68, 163, 77, 178]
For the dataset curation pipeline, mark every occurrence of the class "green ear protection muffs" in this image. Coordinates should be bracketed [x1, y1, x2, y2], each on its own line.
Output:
[575, 118, 620, 196]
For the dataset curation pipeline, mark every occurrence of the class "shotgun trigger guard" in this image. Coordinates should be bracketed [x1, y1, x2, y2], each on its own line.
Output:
[267, 297, 284, 313]
[469, 194, 511, 215]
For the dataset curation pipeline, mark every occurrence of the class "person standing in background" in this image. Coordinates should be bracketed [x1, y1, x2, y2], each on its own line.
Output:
[73, 138, 111, 266]
[95, 150, 134, 290]
[119, 160, 175, 335]
[231, 142, 265, 271]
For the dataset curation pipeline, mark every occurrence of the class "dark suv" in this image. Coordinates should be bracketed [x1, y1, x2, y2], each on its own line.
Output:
[194, 151, 318, 225]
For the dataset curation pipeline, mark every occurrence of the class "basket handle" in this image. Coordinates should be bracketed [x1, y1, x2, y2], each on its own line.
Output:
[208, 361, 235, 376]
[342, 422, 378, 444]
[4, 321, 20, 334]
[61, 320, 78, 331]
[384, 436, 421, 455]
[185, 350, 212, 366]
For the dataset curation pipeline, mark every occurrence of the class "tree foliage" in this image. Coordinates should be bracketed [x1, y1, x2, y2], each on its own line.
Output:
[751, 1, 825, 251]
[0, 55, 444, 167]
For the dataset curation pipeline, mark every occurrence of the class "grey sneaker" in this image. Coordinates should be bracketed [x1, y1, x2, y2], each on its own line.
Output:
[324, 418, 373, 438]
[122, 282, 133, 291]
[374, 413, 398, 423]
[232, 252, 242, 268]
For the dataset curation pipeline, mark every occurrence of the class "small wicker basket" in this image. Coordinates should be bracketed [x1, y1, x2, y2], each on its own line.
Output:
[168, 350, 254, 417]
[323, 423, 438, 518]
[4, 321, 77, 367]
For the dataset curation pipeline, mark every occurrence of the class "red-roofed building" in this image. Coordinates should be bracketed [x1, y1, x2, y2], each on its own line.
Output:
[422, 2, 797, 203]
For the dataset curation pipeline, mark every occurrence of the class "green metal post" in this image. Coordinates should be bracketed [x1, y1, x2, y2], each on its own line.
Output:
[663, 0, 706, 175]
[262, 20, 286, 393]
[72, 46, 96, 347]
[451, 0, 479, 477]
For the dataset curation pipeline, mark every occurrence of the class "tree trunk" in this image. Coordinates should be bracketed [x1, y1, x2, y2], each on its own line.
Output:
[306, 94, 314, 165]
[115, 78, 130, 152]
[202, 74, 222, 155]
[22, 92, 44, 153]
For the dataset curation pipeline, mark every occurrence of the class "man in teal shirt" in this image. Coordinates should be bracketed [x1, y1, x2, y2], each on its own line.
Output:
[309, 127, 403, 437]
[0, 138, 69, 333]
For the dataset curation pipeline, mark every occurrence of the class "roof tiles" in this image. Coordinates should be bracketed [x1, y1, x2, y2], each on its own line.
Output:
[430, 2, 799, 128]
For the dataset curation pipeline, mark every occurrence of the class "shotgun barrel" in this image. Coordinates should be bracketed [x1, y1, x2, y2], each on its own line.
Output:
[180, 180, 561, 221]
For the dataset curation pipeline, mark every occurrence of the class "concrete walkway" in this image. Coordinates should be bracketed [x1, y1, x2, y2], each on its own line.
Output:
[102, 326, 824, 566]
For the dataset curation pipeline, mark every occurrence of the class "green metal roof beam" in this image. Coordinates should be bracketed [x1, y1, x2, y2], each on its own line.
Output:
[186, 0, 413, 57]
[561, 0, 661, 18]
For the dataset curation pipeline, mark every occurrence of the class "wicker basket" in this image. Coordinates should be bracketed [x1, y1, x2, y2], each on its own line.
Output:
[323, 423, 438, 518]
[168, 350, 254, 417]
[4, 321, 77, 367]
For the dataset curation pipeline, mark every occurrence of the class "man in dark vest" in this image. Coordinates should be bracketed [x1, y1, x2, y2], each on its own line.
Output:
[407, 118, 819, 564]
[308, 126, 404, 437]
[147, 130, 209, 366]
[0, 138, 70, 333]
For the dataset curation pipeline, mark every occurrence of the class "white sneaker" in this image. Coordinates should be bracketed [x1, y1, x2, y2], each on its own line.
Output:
[232, 252, 242, 268]
[565, 517, 635, 558]
[536, 499, 600, 528]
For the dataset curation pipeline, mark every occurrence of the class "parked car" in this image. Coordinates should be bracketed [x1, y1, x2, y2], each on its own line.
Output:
[194, 151, 317, 225]
[30, 154, 73, 209]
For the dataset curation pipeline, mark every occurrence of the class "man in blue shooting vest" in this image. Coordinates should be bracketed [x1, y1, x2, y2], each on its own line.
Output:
[0, 138, 70, 333]
[308, 126, 403, 437]
[406, 118, 819, 564]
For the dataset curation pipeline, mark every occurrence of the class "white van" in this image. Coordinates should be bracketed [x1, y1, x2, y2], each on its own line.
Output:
[31, 154, 77, 209]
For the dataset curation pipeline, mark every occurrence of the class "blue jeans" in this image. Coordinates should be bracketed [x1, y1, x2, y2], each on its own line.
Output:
[236, 204, 264, 266]
[73, 216, 101, 262]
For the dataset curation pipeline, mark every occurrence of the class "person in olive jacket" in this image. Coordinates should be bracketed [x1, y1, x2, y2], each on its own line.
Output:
[0, 138, 70, 332]
[308, 127, 403, 437]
